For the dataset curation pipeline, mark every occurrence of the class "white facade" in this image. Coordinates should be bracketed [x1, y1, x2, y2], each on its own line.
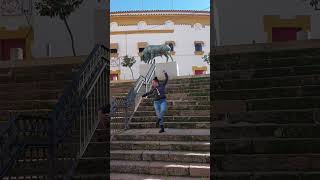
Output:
[213, 0, 320, 46]
[110, 11, 210, 80]
[0, 0, 108, 60]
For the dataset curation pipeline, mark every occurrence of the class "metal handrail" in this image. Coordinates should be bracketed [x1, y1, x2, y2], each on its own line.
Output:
[110, 63, 156, 136]
[48, 44, 109, 179]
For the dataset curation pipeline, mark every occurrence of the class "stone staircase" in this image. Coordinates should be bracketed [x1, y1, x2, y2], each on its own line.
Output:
[0, 62, 110, 179]
[213, 48, 320, 179]
[110, 75, 210, 179]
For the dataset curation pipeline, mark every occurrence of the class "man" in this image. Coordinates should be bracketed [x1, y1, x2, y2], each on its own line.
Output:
[142, 70, 168, 133]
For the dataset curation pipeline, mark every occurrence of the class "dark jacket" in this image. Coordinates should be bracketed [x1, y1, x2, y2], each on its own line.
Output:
[142, 73, 168, 101]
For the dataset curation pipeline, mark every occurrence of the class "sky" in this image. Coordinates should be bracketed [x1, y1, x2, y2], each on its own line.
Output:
[110, 0, 210, 12]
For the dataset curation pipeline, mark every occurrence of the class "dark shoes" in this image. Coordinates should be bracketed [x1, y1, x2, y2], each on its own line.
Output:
[159, 125, 165, 133]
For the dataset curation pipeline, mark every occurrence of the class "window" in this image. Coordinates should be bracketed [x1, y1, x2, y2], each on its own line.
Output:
[195, 43, 202, 52]
[111, 48, 118, 54]
[139, 48, 145, 53]
[138, 42, 148, 55]
[194, 41, 204, 55]
[110, 43, 119, 57]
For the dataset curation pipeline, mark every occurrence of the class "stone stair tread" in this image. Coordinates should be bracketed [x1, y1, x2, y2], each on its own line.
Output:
[112, 122, 210, 125]
[111, 160, 209, 169]
[111, 150, 210, 156]
[110, 173, 209, 180]
[119, 129, 210, 136]
[213, 121, 315, 127]
[112, 140, 210, 145]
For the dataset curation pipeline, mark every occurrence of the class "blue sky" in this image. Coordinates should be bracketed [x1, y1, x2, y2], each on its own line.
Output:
[110, 0, 210, 12]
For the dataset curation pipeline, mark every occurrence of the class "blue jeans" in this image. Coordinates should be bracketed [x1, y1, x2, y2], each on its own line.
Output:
[153, 98, 167, 126]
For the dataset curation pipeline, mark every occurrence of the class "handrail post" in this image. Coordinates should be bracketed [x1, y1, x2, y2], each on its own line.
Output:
[48, 115, 55, 180]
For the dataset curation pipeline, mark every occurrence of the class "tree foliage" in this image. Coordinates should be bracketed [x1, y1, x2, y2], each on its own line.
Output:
[303, 0, 320, 10]
[35, 0, 84, 56]
[202, 52, 211, 65]
[121, 55, 136, 79]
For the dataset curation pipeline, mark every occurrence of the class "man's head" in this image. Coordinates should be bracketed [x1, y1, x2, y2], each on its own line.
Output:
[152, 77, 159, 87]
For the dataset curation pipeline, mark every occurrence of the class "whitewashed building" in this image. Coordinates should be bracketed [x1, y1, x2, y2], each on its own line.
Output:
[213, 0, 320, 46]
[110, 10, 210, 81]
[0, 0, 108, 61]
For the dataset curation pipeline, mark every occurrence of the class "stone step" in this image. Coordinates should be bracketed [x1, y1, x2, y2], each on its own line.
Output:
[139, 100, 210, 106]
[212, 123, 319, 139]
[215, 48, 320, 61]
[214, 74, 320, 90]
[213, 65, 320, 80]
[214, 85, 320, 100]
[167, 84, 209, 89]
[111, 122, 210, 129]
[213, 138, 320, 154]
[0, 72, 73, 84]
[0, 80, 71, 91]
[110, 173, 209, 180]
[113, 116, 210, 123]
[213, 55, 320, 71]
[112, 129, 210, 142]
[214, 109, 316, 124]
[110, 160, 210, 177]
[212, 171, 320, 180]
[142, 96, 209, 102]
[0, 89, 63, 101]
[213, 154, 320, 172]
[137, 105, 210, 111]
[215, 97, 320, 112]
[166, 88, 210, 94]
[133, 110, 210, 116]
[111, 141, 210, 152]
[0, 99, 58, 110]
[110, 150, 210, 163]
[168, 77, 210, 84]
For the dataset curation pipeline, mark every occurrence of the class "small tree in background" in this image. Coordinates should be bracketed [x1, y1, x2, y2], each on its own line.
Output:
[35, 0, 84, 56]
[202, 52, 211, 65]
[302, 0, 320, 10]
[121, 55, 136, 79]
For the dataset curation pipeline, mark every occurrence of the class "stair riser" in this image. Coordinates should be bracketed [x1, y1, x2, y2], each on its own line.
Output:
[113, 116, 210, 123]
[215, 97, 320, 111]
[212, 173, 320, 180]
[111, 143, 210, 152]
[214, 110, 315, 124]
[214, 75, 320, 90]
[0, 101, 57, 110]
[213, 139, 320, 154]
[110, 164, 210, 177]
[213, 65, 320, 80]
[0, 80, 70, 91]
[0, 73, 73, 84]
[214, 154, 320, 171]
[213, 56, 320, 71]
[111, 152, 210, 163]
[137, 106, 210, 111]
[139, 101, 210, 106]
[215, 86, 320, 100]
[212, 124, 319, 139]
[143, 96, 209, 102]
[0, 91, 62, 101]
[111, 122, 210, 129]
[134, 110, 210, 116]
[113, 135, 209, 142]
